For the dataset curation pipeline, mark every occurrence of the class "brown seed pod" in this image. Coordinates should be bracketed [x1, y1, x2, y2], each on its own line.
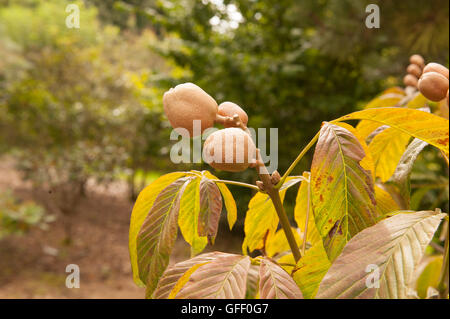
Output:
[418, 72, 449, 102]
[409, 54, 425, 69]
[403, 74, 418, 88]
[406, 64, 422, 78]
[203, 128, 256, 172]
[163, 83, 218, 137]
[423, 63, 449, 80]
[217, 102, 249, 128]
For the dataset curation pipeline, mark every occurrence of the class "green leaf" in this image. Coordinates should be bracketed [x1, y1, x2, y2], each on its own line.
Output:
[293, 242, 331, 299]
[178, 177, 208, 256]
[198, 177, 223, 245]
[415, 256, 444, 299]
[316, 211, 445, 299]
[259, 257, 303, 299]
[203, 171, 237, 230]
[174, 253, 251, 299]
[136, 177, 191, 296]
[368, 127, 411, 182]
[153, 252, 228, 299]
[336, 107, 449, 155]
[311, 123, 378, 261]
[129, 172, 186, 286]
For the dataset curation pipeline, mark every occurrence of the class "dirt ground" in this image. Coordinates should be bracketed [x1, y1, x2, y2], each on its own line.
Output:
[0, 159, 243, 299]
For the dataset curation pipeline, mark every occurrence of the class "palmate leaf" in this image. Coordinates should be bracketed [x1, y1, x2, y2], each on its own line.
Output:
[129, 172, 187, 286]
[316, 211, 445, 299]
[311, 122, 378, 261]
[178, 177, 208, 256]
[368, 127, 411, 182]
[259, 257, 303, 299]
[174, 253, 251, 299]
[136, 177, 192, 297]
[336, 107, 449, 155]
[198, 177, 223, 245]
[153, 252, 229, 299]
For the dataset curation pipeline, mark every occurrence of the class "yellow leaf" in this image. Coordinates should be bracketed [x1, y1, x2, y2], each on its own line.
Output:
[369, 127, 411, 182]
[178, 177, 208, 256]
[356, 120, 383, 141]
[243, 177, 295, 254]
[364, 91, 405, 109]
[293, 242, 331, 299]
[129, 172, 186, 286]
[294, 172, 321, 246]
[336, 107, 449, 155]
[375, 185, 400, 217]
[266, 228, 302, 258]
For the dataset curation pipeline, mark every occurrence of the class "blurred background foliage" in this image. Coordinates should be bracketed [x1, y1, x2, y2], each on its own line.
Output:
[0, 0, 448, 235]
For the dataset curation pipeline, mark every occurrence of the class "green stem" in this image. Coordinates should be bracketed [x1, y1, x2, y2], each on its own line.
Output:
[212, 179, 260, 191]
[276, 131, 320, 188]
[438, 222, 449, 299]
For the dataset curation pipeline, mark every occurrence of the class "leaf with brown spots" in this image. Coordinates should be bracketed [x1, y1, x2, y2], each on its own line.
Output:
[311, 123, 378, 262]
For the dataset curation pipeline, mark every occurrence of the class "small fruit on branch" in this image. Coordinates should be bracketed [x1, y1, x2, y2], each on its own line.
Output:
[406, 64, 422, 78]
[217, 102, 249, 128]
[418, 72, 449, 102]
[410, 54, 425, 69]
[423, 63, 449, 80]
[203, 128, 256, 172]
[403, 74, 418, 88]
[163, 83, 218, 137]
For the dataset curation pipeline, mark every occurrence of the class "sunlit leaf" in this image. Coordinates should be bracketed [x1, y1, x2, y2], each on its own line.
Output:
[153, 252, 228, 299]
[374, 185, 400, 217]
[137, 177, 191, 296]
[259, 257, 303, 299]
[129, 172, 186, 286]
[311, 123, 378, 261]
[364, 91, 404, 109]
[336, 107, 449, 155]
[178, 177, 207, 256]
[242, 178, 294, 254]
[266, 228, 302, 258]
[293, 242, 331, 299]
[316, 211, 445, 299]
[175, 253, 251, 299]
[368, 127, 411, 182]
[168, 262, 210, 299]
[294, 172, 321, 246]
[198, 177, 223, 245]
